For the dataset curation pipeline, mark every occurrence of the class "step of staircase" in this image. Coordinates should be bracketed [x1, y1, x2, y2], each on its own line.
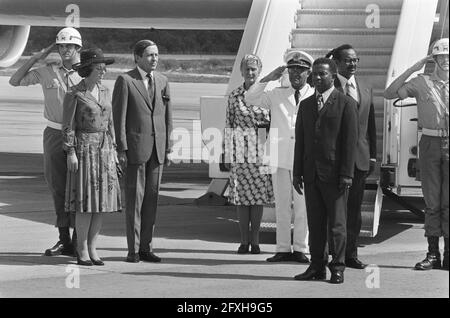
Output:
[348, 73, 386, 90]
[286, 47, 392, 69]
[292, 1, 400, 172]
[297, 8, 401, 29]
[292, 28, 397, 49]
[301, 0, 403, 10]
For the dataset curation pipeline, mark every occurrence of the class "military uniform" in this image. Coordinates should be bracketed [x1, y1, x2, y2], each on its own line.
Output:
[19, 64, 81, 232]
[403, 70, 449, 270]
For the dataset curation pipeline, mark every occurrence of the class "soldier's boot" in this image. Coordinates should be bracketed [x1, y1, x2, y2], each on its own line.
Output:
[443, 238, 449, 271]
[414, 237, 441, 270]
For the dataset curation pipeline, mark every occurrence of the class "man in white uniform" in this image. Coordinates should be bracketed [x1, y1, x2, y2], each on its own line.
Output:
[245, 50, 314, 262]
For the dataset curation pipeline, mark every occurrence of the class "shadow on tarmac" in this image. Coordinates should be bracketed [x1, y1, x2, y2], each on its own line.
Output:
[0, 253, 76, 266]
[123, 272, 298, 283]
[121, 271, 299, 281]
[1, 152, 425, 250]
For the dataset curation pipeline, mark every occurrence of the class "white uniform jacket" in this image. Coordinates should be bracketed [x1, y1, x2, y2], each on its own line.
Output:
[245, 81, 314, 170]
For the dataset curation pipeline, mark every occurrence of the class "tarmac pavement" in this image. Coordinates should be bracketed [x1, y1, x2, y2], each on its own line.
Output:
[0, 77, 448, 299]
[1, 154, 449, 299]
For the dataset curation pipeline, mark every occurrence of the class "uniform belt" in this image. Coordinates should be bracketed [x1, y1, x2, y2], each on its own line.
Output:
[47, 120, 62, 130]
[422, 128, 449, 137]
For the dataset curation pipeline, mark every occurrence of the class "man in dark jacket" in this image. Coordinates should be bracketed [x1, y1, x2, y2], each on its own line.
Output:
[112, 40, 173, 263]
[328, 44, 377, 269]
[293, 58, 358, 284]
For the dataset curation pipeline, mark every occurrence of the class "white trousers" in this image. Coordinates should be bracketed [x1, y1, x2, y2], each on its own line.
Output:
[272, 168, 309, 253]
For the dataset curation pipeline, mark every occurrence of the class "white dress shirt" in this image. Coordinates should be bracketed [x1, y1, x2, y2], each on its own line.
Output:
[316, 85, 335, 105]
[137, 66, 153, 90]
[337, 73, 359, 103]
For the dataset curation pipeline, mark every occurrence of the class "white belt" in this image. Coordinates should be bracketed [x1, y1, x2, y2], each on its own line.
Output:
[47, 120, 62, 130]
[422, 128, 449, 137]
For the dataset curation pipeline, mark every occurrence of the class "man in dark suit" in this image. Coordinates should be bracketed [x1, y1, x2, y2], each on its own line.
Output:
[328, 44, 377, 269]
[293, 58, 358, 284]
[112, 40, 173, 263]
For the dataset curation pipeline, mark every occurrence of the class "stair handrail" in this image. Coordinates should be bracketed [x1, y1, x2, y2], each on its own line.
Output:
[382, 0, 438, 165]
[226, 0, 301, 95]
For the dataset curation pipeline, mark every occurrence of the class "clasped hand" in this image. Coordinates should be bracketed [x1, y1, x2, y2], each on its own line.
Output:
[338, 176, 352, 193]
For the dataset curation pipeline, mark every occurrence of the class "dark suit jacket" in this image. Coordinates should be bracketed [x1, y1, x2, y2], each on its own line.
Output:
[112, 67, 173, 165]
[334, 77, 376, 171]
[293, 88, 358, 184]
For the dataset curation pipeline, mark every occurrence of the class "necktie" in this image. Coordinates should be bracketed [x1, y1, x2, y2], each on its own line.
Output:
[294, 89, 300, 106]
[62, 68, 75, 90]
[146, 73, 154, 103]
[346, 81, 358, 103]
[317, 94, 324, 112]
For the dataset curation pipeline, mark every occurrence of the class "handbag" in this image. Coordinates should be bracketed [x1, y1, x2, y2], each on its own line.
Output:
[116, 161, 124, 178]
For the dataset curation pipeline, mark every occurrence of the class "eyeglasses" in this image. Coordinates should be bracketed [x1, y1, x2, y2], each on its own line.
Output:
[343, 58, 360, 65]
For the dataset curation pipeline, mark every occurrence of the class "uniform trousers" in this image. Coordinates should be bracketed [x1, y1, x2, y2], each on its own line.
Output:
[420, 135, 449, 238]
[125, 149, 163, 254]
[272, 168, 308, 253]
[43, 127, 73, 228]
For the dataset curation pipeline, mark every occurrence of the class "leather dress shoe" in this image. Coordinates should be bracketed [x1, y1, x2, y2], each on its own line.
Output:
[77, 257, 93, 266]
[237, 244, 249, 254]
[443, 252, 449, 271]
[292, 251, 310, 263]
[139, 251, 161, 263]
[266, 252, 292, 262]
[250, 244, 261, 255]
[44, 241, 73, 256]
[346, 258, 367, 269]
[62, 244, 76, 257]
[330, 271, 344, 284]
[126, 254, 140, 263]
[90, 258, 105, 266]
[294, 266, 326, 281]
[414, 253, 441, 270]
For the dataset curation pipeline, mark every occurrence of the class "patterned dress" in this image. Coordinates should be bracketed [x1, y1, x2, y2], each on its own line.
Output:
[62, 80, 121, 213]
[224, 84, 275, 206]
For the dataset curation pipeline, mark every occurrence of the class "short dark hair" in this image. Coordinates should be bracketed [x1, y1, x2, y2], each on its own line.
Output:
[313, 57, 337, 74]
[133, 40, 157, 63]
[77, 64, 94, 78]
[325, 44, 354, 61]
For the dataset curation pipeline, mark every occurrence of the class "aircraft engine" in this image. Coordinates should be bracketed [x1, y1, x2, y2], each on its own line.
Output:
[0, 25, 30, 68]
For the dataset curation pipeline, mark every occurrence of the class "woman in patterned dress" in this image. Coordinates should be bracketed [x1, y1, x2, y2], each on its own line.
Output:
[223, 54, 274, 254]
[62, 48, 121, 266]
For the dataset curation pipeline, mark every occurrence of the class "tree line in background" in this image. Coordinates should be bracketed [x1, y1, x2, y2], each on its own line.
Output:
[25, 27, 243, 55]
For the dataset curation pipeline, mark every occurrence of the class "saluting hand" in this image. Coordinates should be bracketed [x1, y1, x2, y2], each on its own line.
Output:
[409, 54, 434, 73]
[33, 43, 55, 61]
[261, 66, 287, 83]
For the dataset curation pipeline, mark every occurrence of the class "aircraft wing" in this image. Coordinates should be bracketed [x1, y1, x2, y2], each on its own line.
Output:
[0, 0, 251, 29]
[0, 0, 252, 67]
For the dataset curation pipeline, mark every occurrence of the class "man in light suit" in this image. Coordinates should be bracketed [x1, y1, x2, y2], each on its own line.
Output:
[112, 40, 173, 263]
[293, 58, 358, 284]
[245, 50, 314, 263]
[328, 44, 377, 269]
